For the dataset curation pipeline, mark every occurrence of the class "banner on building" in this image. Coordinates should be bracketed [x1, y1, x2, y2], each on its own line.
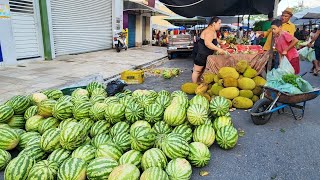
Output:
[0, 4, 10, 19]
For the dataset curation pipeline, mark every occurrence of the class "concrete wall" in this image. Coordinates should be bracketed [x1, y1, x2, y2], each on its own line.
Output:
[113, 0, 124, 48]
[146, 16, 152, 43]
[135, 15, 143, 47]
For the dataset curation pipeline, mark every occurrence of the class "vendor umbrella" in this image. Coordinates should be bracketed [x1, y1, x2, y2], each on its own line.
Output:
[295, 6, 320, 19]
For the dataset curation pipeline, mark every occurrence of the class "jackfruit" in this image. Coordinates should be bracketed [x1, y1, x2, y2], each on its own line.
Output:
[218, 67, 239, 79]
[238, 77, 256, 90]
[252, 95, 259, 103]
[243, 67, 257, 78]
[219, 87, 240, 100]
[201, 93, 211, 101]
[235, 60, 248, 73]
[181, 83, 198, 95]
[214, 75, 220, 83]
[218, 79, 224, 86]
[252, 86, 263, 95]
[253, 76, 266, 87]
[210, 83, 224, 96]
[239, 90, 254, 99]
[203, 73, 215, 84]
[226, 99, 233, 108]
[232, 97, 253, 109]
[223, 77, 238, 87]
[195, 83, 209, 95]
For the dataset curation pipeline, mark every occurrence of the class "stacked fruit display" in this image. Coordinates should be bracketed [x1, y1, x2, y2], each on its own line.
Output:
[0, 81, 238, 180]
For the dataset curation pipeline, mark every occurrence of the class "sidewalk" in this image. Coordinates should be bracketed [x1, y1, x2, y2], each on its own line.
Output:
[0, 46, 167, 103]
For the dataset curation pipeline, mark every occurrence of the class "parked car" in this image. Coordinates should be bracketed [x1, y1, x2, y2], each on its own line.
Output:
[167, 34, 193, 59]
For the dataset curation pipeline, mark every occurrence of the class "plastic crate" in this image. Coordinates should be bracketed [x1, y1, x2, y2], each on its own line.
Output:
[120, 70, 144, 84]
[61, 86, 87, 96]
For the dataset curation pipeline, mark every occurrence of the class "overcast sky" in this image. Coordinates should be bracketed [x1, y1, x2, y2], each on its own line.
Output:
[278, 0, 320, 15]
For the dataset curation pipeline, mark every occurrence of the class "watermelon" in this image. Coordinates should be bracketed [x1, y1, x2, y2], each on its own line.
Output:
[136, 95, 154, 108]
[119, 96, 137, 106]
[57, 95, 72, 103]
[87, 81, 106, 95]
[57, 157, 86, 180]
[71, 145, 96, 163]
[104, 96, 120, 105]
[42, 89, 63, 100]
[47, 148, 71, 165]
[89, 102, 107, 121]
[172, 124, 193, 143]
[40, 128, 61, 152]
[165, 158, 192, 180]
[164, 104, 186, 126]
[210, 96, 230, 117]
[60, 122, 87, 150]
[38, 117, 60, 135]
[104, 103, 125, 124]
[119, 150, 142, 168]
[171, 96, 189, 109]
[125, 103, 144, 123]
[23, 105, 38, 120]
[115, 93, 127, 100]
[37, 99, 56, 118]
[112, 133, 131, 152]
[91, 87, 107, 97]
[19, 144, 47, 162]
[110, 121, 130, 137]
[131, 126, 156, 151]
[0, 127, 19, 150]
[152, 121, 172, 135]
[193, 125, 215, 147]
[30, 93, 48, 105]
[91, 133, 112, 148]
[158, 90, 170, 97]
[148, 90, 158, 100]
[25, 136, 41, 148]
[58, 118, 77, 130]
[25, 115, 44, 132]
[73, 101, 92, 120]
[189, 95, 209, 110]
[213, 116, 232, 131]
[7, 115, 25, 129]
[27, 160, 59, 180]
[79, 118, 95, 133]
[130, 120, 151, 134]
[18, 131, 40, 150]
[188, 142, 211, 167]
[83, 136, 91, 146]
[141, 148, 167, 171]
[187, 104, 208, 125]
[0, 105, 14, 123]
[86, 157, 118, 180]
[171, 90, 188, 99]
[90, 95, 105, 104]
[144, 104, 164, 124]
[161, 133, 189, 159]
[108, 164, 140, 180]
[140, 167, 169, 180]
[95, 142, 123, 161]
[52, 100, 73, 120]
[162, 69, 172, 79]
[132, 89, 149, 97]
[90, 120, 111, 138]
[5, 95, 31, 115]
[155, 95, 171, 109]
[71, 94, 90, 104]
[71, 88, 89, 98]
[216, 125, 238, 150]
[14, 128, 25, 136]
[0, 149, 11, 170]
[4, 155, 35, 180]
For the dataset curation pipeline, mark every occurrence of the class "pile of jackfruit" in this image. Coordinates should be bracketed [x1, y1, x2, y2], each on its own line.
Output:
[181, 60, 267, 109]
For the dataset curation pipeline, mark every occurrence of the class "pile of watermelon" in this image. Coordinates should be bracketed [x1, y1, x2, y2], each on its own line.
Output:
[0, 81, 238, 180]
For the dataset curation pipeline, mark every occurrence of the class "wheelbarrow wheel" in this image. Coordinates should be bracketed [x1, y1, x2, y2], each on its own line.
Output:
[251, 98, 272, 125]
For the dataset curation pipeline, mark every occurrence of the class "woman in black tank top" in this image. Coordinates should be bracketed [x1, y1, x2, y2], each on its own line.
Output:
[192, 17, 227, 83]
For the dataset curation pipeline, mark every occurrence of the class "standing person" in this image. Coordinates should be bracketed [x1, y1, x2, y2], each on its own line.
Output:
[260, 12, 274, 47]
[156, 31, 161, 46]
[294, 28, 301, 40]
[271, 19, 300, 74]
[192, 17, 226, 83]
[237, 27, 244, 39]
[308, 28, 320, 75]
[308, 28, 318, 43]
[249, 30, 257, 45]
[300, 26, 309, 41]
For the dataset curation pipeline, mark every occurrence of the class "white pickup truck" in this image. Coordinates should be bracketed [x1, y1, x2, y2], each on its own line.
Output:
[167, 34, 194, 59]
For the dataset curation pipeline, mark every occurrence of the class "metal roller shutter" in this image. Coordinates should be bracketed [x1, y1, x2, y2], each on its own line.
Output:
[50, 0, 113, 56]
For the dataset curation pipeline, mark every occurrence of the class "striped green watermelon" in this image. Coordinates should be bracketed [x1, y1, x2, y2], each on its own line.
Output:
[25, 136, 41, 148]
[119, 150, 142, 168]
[213, 116, 232, 132]
[0, 105, 14, 123]
[73, 101, 92, 120]
[148, 90, 158, 100]
[91, 87, 107, 97]
[104, 103, 125, 124]
[141, 148, 167, 171]
[7, 115, 25, 129]
[203, 117, 213, 126]
[0, 127, 20, 150]
[187, 142, 211, 167]
[165, 158, 192, 180]
[78, 118, 95, 133]
[5, 95, 31, 115]
[38, 117, 60, 135]
[57, 157, 86, 180]
[37, 99, 56, 118]
[4, 155, 35, 180]
[132, 89, 148, 97]
[115, 93, 127, 100]
[25, 115, 44, 132]
[30, 93, 48, 105]
[40, 128, 61, 152]
[155, 95, 171, 109]
[57, 95, 72, 103]
[110, 122, 130, 137]
[71, 88, 89, 98]
[60, 122, 87, 150]
[24, 105, 38, 120]
[42, 89, 63, 100]
[158, 90, 170, 97]
[171, 90, 188, 99]
[136, 95, 154, 108]
[112, 133, 131, 152]
[71, 94, 90, 105]
[103, 96, 120, 105]
[171, 96, 189, 109]
[140, 167, 169, 180]
[0, 124, 10, 128]
[71, 145, 96, 163]
[152, 121, 172, 135]
[193, 124, 215, 147]
[216, 125, 238, 150]
[27, 160, 59, 180]
[87, 81, 106, 95]
[19, 144, 47, 162]
[89, 102, 107, 121]
[164, 104, 186, 126]
[131, 126, 156, 151]
[161, 133, 189, 159]
[52, 100, 74, 120]
[172, 124, 193, 143]
[86, 157, 118, 180]
[130, 120, 151, 134]
[144, 104, 164, 124]
[91, 133, 112, 148]
[162, 70, 172, 79]
[123, 89, 132, 95]
[90, 120, 111, 138]
[119, 96, 137, 106]
[18, 131, 40, 150]
[187, 104, 208, 126]
[90, 95, 105, 104]
[83, 136, 91, 146]
[47, 148, 71, 165]
[190, 95, 209, 110]
[95, 142, 123, 161]
[14, 128, 26, 136]
[125, 103, 144, 123]
[58, 118, 77, 130]
[108, 164, 140, 180]
[210, 96, 230, 117]
[0, 149, 11, 170]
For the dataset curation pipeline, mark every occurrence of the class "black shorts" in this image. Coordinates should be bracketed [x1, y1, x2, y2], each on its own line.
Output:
[315, 46, 320, 61]
[194, 53, 209, 66]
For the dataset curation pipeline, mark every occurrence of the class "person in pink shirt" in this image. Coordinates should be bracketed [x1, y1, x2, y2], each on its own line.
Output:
[271, 19, 300, 74]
